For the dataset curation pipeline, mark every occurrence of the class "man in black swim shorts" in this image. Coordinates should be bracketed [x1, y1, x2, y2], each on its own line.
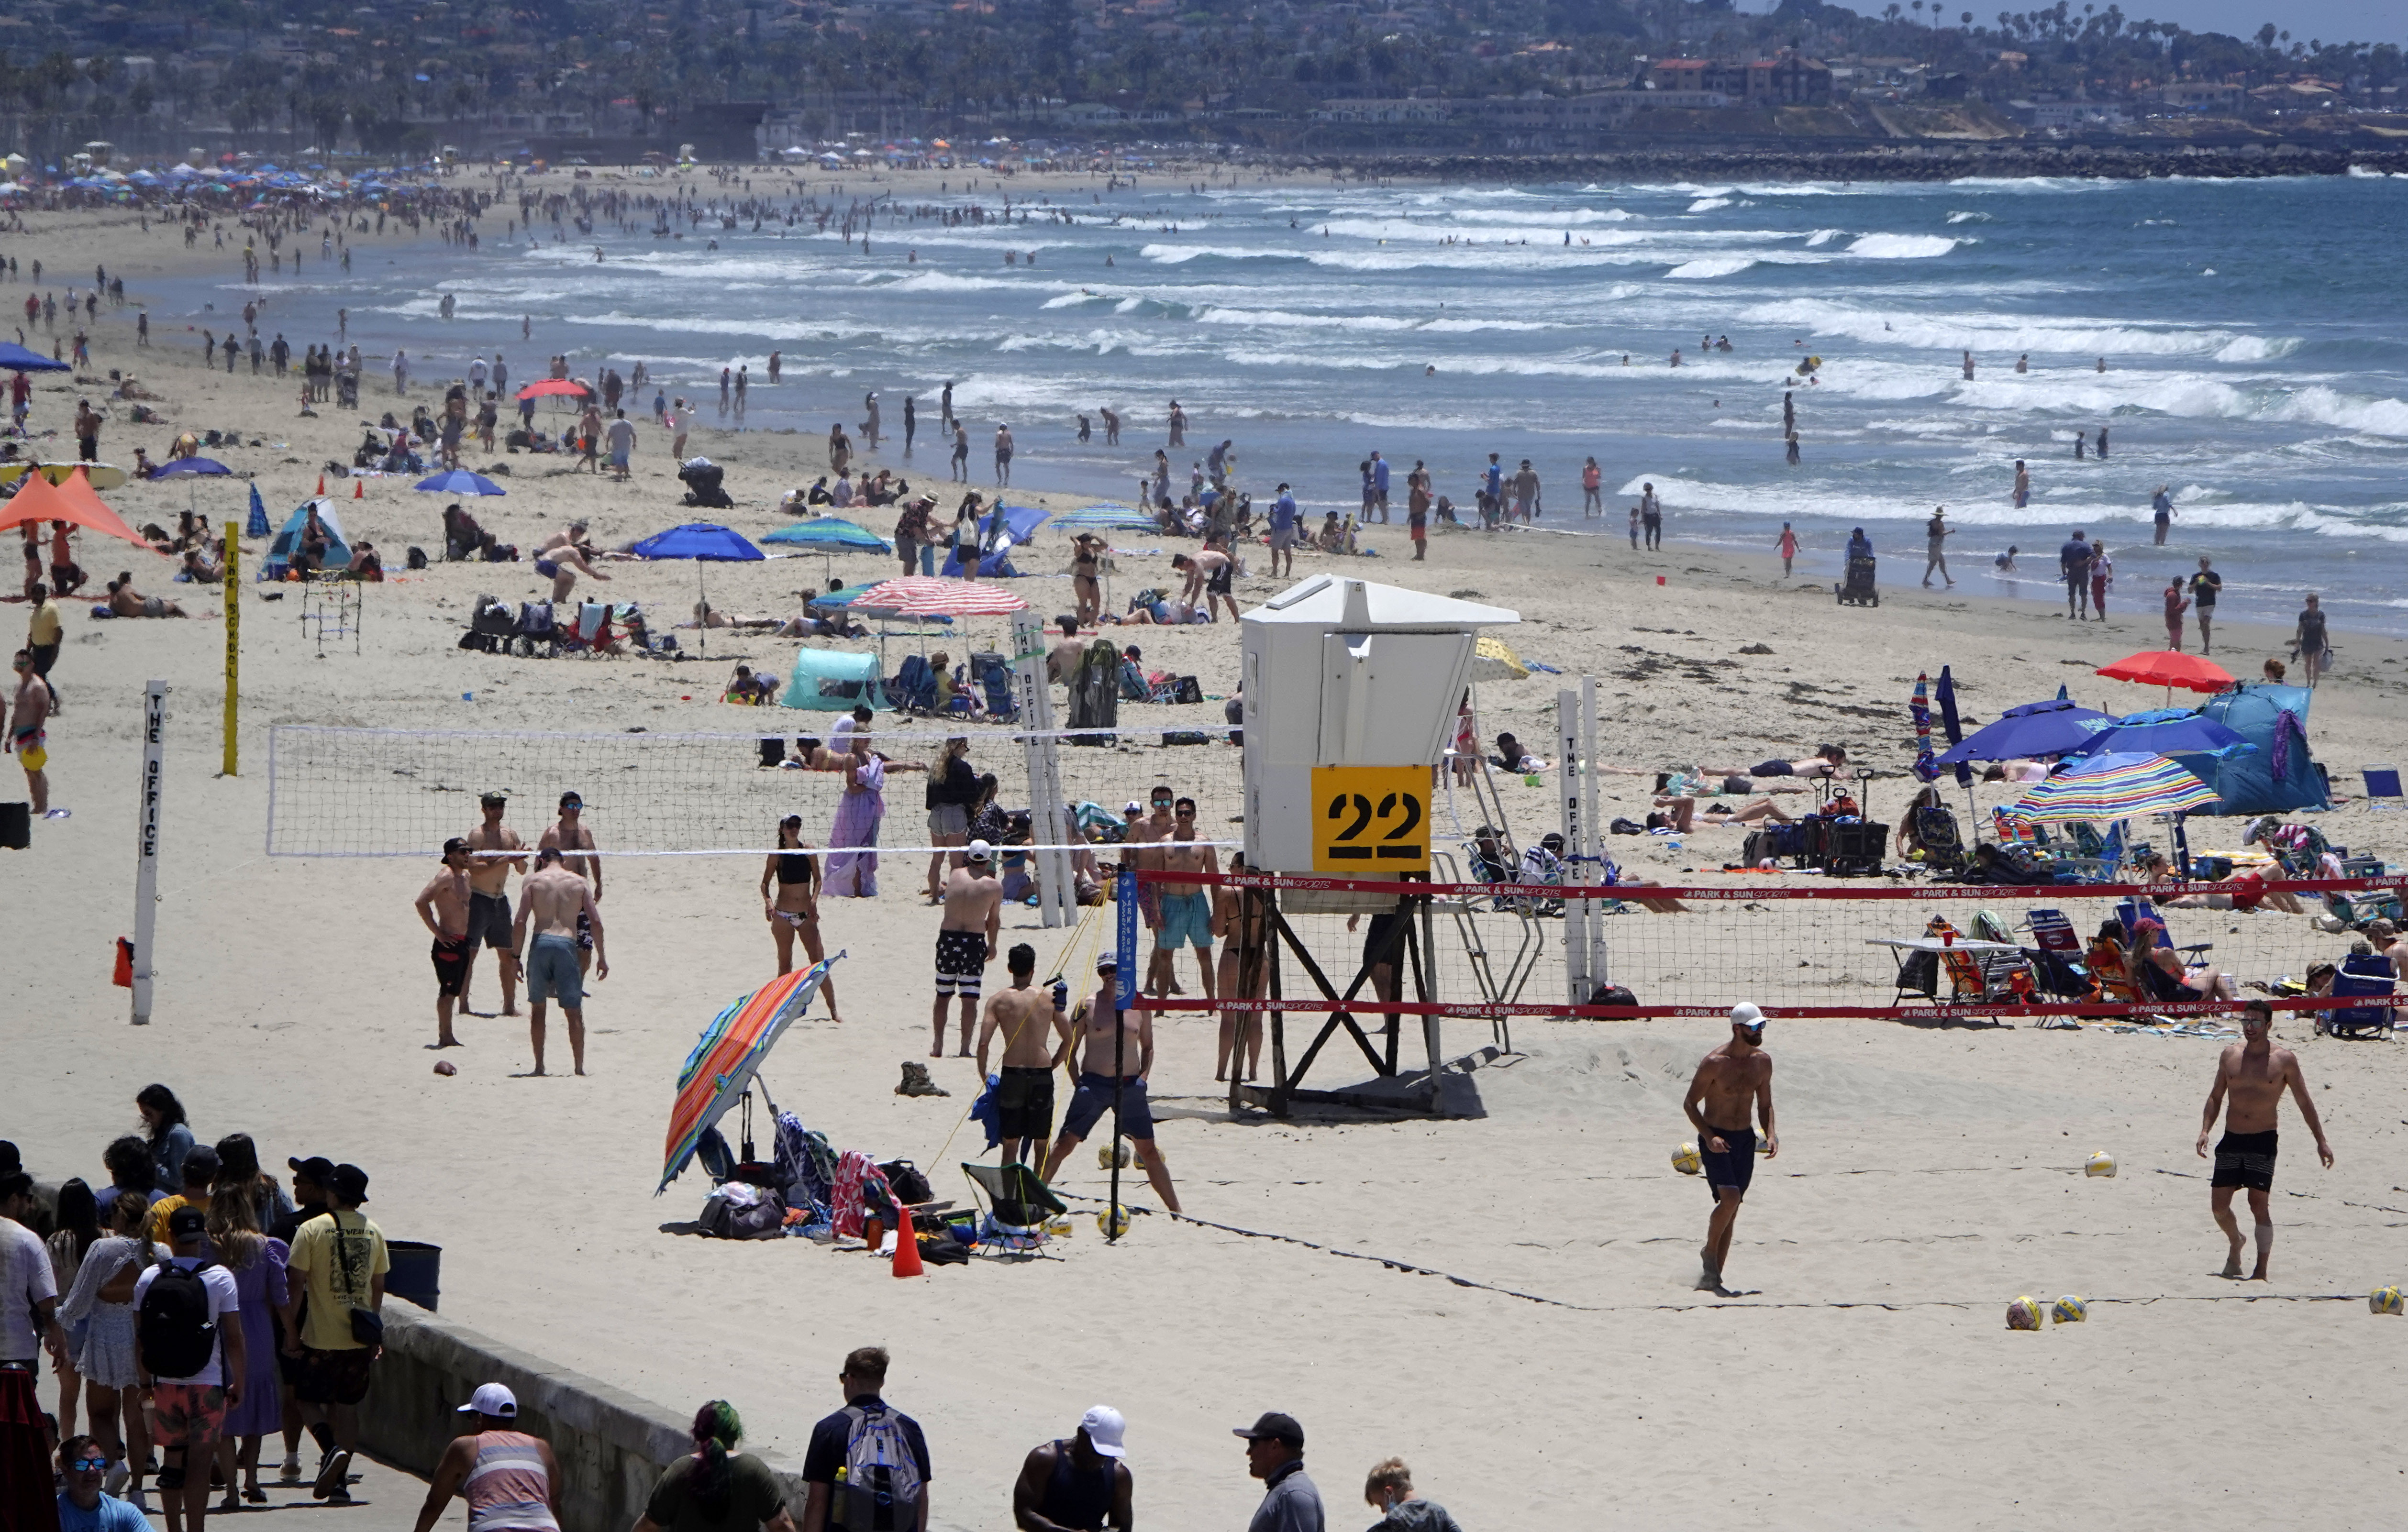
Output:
[414, 838, 475, 1049]
[2197, 1000, 2333, 1280]
[1683, 1003, 1779, 1291]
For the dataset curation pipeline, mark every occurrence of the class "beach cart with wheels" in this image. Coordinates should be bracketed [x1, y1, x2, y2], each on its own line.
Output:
[1838, 555, 1879, 607]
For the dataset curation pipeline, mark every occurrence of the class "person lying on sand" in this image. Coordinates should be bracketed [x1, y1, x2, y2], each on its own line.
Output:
[1696, 744, 1846, 780]
[106, 576, 188, 617]
[180, 548, 222, 584]
[2133, 849, 2308, 915]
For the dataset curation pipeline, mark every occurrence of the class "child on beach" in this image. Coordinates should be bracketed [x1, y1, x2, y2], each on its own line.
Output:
[1776, 522, 1797, 576]
[2164, 579, 2190, 651]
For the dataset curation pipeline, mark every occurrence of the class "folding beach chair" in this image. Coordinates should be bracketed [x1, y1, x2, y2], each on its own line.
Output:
[2021, 908, 2093, 999]
[889, 653, 938, 714]
[1911, 802, 1967, 874]
[974, 653, 1018, 721]
[960, 1162, 1067, 1255]
[2321, 954, 2397, 1039]
[2363, 765, 2404, 811]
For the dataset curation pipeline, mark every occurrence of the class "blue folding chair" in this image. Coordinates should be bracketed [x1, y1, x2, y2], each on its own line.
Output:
[2322, 953, 2397, 1039]
[2363, 765, 2404, 811]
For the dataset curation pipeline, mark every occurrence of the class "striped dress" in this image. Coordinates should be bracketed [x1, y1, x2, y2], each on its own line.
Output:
[465, 1431, 558, 1532]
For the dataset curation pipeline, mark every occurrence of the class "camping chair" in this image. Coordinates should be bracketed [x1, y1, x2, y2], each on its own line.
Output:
[2321, 954, 2397, 1039]
[889, 653, 937, 714]
[514, 599, 560, 657]
[2118, 898, 2215, 972]
[2325, 885, 2404, 932]
[2362, 765, 2403, 811]
[2067, 822, 2112, 860]
[2021, 908, 2093, 999]
[974, 654, 1017, 721]
[1927, 915, 2035, 1002]
[960, 1162, 1067, 1254]
[1910, 802, 1966, 873]
[2086, 934, 2140, 1005]
[560, 600, 616, 657]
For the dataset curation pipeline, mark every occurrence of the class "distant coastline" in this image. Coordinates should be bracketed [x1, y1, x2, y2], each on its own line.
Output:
[1300, 143, 2408, 183]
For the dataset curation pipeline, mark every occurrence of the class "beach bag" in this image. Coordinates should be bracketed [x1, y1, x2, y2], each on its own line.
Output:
[1585, 983, 1638, 1010]
[1172, 675, 1203, 705]
[136, 1259, 219, 1379]
[878, 1159, 933, 1206]
[839, 1402, 926, 1532]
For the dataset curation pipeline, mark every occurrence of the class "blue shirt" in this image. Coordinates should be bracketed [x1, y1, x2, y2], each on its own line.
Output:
[1268, 495, 1298, 532]
[57, 1492, 149, 1532]
[1483, 463, 1502, 497]
[2059, 539, 2091, 577]
[1371, 459, 1389, 493]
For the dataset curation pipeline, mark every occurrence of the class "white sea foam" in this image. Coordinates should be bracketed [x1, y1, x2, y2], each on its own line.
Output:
[1945, 211, 1991, 224]
[1846, 233, 1962, 259]
[1687, 197, 1734, 213]
[1804, 229, 1840, 246]
[1666, 255, 1757, 279]
[2212, 335, 2300, 363]
[1744, 297, 2237, 357]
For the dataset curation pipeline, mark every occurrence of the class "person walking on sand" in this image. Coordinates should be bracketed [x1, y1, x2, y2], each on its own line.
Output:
[977, 944, 1073, 1168]
[1640, 483, 1662, 550]
[2189, 557, 2223, 654]
[511, 847, 607, 1077]
[1582, 456, 1601, 516]
[1683, 1003, 1778, 1291]
[1921, 507, 1953, 589]
[1363, 1458, 1463, 1532]
[1012, 1406, 1132, 1532]
[2088, 543, 2112, 622]
[407, 1382, 561, 1532]
[414, 838, 475, 1050]
[1043, 955, 1183, 1214]
[462, 793, 526, 1019]
[2057, 530, 2092, 619]
[931, 841, 1002, 1058]
[1776, 521, 1798, 577]
[2197, 1000, 2333, 1280]
[2295, 594, 2329, 686]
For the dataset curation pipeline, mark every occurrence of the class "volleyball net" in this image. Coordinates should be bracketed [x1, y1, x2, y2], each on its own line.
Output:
[1126, 866, 2407, 1028]
[263, 723, 1247, 858]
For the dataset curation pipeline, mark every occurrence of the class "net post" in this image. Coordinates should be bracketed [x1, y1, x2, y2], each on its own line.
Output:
[221, 519, 238, 777]
[1580, 676, 1607, 986]
[131, 680, 167, 1025]
[1010, 612, 1075, 927]
[1556, 684, 1590, 1005]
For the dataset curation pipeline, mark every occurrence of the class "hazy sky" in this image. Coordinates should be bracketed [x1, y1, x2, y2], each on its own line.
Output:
[1802, 0, 2403, 46]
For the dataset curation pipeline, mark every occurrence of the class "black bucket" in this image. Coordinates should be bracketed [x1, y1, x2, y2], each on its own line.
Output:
[386, 1240, 442, 1312]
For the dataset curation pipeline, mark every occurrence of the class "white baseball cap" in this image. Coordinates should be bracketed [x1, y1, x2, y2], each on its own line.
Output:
[1079, 1405, 1126, 1458]
[1729, 1003, 1766, 1033]
[458, 1382, 517, 1419]
[965, 838, 993, 863]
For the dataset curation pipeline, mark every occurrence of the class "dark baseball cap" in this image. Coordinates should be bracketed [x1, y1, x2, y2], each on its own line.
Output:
[288, 1155, 336, 1186]
[329, 1163, 370, 1202]
[558, 790, 583, 808]
[443, 836, 470, 857]
[167, 1206, 207, 1238]
[1232, 1412, 1304, 1448]
[180, 1145, 221, 1184]
[480, 791, 508, 805]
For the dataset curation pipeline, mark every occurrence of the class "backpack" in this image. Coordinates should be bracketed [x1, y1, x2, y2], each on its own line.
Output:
[136, 1259, 219, 1380]
[838, 1402, 925, 1532]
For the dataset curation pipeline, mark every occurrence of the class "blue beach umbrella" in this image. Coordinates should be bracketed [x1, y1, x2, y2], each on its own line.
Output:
[414, 468, 508, 496]
[152, 457, 231, 478]
[1933, 698, 2112, 766]
[629, 523, 765, 654]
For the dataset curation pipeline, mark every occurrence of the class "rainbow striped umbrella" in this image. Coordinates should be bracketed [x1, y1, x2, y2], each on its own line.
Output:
[2002, 752, 2219, 825]
[658, 954, 843, 1193]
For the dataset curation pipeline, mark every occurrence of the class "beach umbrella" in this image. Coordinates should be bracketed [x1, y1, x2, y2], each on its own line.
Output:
[0, 341, 68, 373]
[1934, 666, 1972, 787]
[1932, 698, 2112, 766]
[939, 503, 1051, 577]
[1050, 502, 1158, 531]
[1909, 673, 1936, 780]
[413, 468, 507, 496]
[856, 574, 1029, 617]
[0, 466, 153, 550]
[2003, 752, 2220, 825]
[151, 456, 231, 478]
[760, 517, 890, 552]
[657, 957, 841, 1194]
[1469, 635, 1529, 683]
[515, 378, 592, 401]
[2096, 649, 2236, 705]
[2068, 714, 2254, 760]
[245, 483, 270, 539]
[629, 522, 766, 655]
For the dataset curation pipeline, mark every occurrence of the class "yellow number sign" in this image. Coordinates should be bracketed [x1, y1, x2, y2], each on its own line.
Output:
[1311, 766, 1431, 873]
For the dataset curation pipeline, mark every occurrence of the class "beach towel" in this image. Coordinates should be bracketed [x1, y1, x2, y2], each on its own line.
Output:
[831, 1149, 896, 1239]
[825, 741, 887, 897]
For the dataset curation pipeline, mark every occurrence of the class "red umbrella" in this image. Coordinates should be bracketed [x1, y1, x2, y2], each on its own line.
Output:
[856, 574, 1029, 617]
[0, 465, 156, 550]
[516, 378, 593, 401]
[2095, 650, 2235, 694]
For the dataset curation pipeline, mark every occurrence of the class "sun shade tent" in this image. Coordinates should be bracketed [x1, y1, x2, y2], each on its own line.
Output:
[0, 465, 155, 549]
[261, 498, 352, 578]
[2170, 684, 2330, 816]
[779, 648, 887, 710]
[0, 340, 68, 372]
[939, 503, 1051, 578]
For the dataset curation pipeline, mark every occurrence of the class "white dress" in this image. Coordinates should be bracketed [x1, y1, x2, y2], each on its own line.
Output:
[56, 1235, 157, 1389]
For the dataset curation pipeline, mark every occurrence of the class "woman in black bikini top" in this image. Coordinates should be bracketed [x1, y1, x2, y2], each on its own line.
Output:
[759, 815, 840, 1016]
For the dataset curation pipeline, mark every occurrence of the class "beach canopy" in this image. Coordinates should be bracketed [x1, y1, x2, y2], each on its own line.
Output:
[2004, 752, 2220, 824]
[856, 574, 1029, 617]
[940, 503, 1050, 578]
[2174, 684, 2328, 816]
[658, 958, 839, 1193]
[0, 341, 68, 373]
[761, 517, 890, 552]
[1932, 698, 2111, 766]
[2069, 711, 2254, 760]
[779, 648, 887, 710]
[2095, 650, 2234, 695]
[0, 466, 150, 548]
[152, 457, 232, 478]
[516, 378, 592, 401]
[1469, 635, 1529, 683]
[262, 498, 351, 578]
[631, 523, 763, 562]
[414, 468, 506, 496]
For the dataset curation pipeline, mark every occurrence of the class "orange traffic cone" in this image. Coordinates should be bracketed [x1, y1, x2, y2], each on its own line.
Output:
[353, 479, 364, 499]
[890, 1204, 924, 1278]
[112, 937, 134, 988]
[315, 474, 326, 496]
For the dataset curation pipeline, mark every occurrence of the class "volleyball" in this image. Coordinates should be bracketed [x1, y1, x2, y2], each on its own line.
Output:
[2051, 1295, 2088, 1325]
[1672, 1142, 1702, 1175]
[2006, 1296, 2044, 1332]
[1097, 1204, 1132, 1238]
[2084, 1151, 2117, 1179]
[1097, 1137, 1134, 1170]
[2372, 1285, 2405, 1317]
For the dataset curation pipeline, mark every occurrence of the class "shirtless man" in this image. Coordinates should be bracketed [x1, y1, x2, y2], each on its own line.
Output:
[8, 648, 51, 815]
[1213, 853, 1266, 1083]
[2196, 999, 2333, 1280]
[1154, 797, 1219, 1003]
[511, 847, 607, 1076]
[1171, 549, 1240, 625]
[975, 943, 1073, 1165]
[415, 838, 476, 1048]
[932, 840, 1004, 1058]
[537, 790, 602, 977]
[462, 792, 528, 1016]
[533, 521, 608, 606]
[1682, 1003, 1779, 1291]
[1044, 955, 1182, 1213]
[1126, 789, 1178, 998]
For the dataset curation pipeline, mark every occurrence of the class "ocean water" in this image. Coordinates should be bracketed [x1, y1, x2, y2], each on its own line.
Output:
[175, 171, 2408, 635]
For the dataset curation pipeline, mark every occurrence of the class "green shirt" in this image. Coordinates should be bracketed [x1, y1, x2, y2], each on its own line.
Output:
[643, 1453, 787, 1532]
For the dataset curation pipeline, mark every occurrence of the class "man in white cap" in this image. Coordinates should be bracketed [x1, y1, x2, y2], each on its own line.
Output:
[932, 838, 1003, 1058]
[1010, 1405, 1132, 1531]
[1682, 1003, 1779, 1291]
[410, 1382, 562, 1532]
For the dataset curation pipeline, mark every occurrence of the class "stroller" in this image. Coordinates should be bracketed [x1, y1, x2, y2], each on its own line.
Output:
[1837, 555, 1879, 607]
[679, 460, 734, 509]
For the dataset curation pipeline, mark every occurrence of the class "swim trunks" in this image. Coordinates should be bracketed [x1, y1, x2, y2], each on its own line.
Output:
[1751, 759, 1795, 778]
[1135, 880, 1163, 930]
[431, 936, 467, 997]
[150, 1382, 227, 1446]
[467, 890, 513, 949]
[525, 932, 583, 1009]
[1699, 1125, 1756, 1199]
[1064, 1071, 1154, 1141]
[996, 1066, 1055, 1143]
[1269, 526, 1296, 551]
[2212, 1129, 2277, 1191]
[533, 558, 560, 577]
[1206, 562, 1232, 596]
[1154, 890, 1212, 950]
[934, 928, 987, 997]
[2222, 869, 2267, 913]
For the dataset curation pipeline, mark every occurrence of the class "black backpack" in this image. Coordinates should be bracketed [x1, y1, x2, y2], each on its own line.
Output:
[137, 1259, 219, 1379]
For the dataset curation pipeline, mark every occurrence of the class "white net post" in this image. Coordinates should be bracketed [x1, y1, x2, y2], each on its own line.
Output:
[1580, 676, 1609, 987]
[1010, 612, 1076, 928]
[1557, 683, 1591, 1005]
[131, 680, 166, 1025]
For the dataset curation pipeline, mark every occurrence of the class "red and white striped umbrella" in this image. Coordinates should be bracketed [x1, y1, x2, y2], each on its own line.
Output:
[855, 575, 1029, 617]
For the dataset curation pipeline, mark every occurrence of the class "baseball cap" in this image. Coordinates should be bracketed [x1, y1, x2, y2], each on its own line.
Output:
[1730, 1002, 1766, 1033]
[443, 836, 470, 857]
[1232, 1411, 1303, 1449]
[288, 1155, 336, 1186]
[181, 1145, 221, 1184]
[329, 1163, 370, 1202]
[1096, 953, 1119, 972]
[1123, 800, 1143, 815]
[458, 1383, 518, 1419]
[480, 791, 508, 805]
[558, 790, 583, 808]
[965, 838, 993, 863]
[167, 1206, 208, 1238]
[1079, 1405, 1126, 1458]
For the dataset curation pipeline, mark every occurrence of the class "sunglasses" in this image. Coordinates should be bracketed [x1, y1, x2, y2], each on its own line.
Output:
[69, 1457, 108, 1472]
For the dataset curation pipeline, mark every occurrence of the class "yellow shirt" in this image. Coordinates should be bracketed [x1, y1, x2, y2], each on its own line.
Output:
[28, 599, 61, 648]
[286, 1209, 389, 1351]
[145, 1191, 209, 1249]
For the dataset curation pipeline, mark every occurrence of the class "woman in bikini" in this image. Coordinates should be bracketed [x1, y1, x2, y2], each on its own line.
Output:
[759, 814, 840, 1016]
[1070, 534, 1104, 626]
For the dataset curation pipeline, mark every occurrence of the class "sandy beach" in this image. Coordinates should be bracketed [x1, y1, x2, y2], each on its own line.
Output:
[6, 203, 2408, 1530]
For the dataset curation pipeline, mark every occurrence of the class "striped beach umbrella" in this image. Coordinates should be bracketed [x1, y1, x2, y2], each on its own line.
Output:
[659, 956, 843, 1194]
[856, 574, 1029, 617]
[2002, 752, 2219, 825]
